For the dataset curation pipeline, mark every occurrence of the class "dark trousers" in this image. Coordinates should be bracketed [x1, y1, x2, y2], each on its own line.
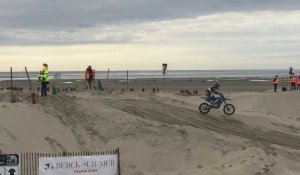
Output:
[273, 84, 278, 92]
[87, 77, 93, 89]
[291, 83, 296, 91]
[41, 82, 48, 96]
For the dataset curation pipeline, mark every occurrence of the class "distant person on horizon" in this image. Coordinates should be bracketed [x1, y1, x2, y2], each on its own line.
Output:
[297, 76, 300, 90]
[85, 65, 95, 89]
[290, 73, 297, 91]
[38, 63, 49, 97]
[273, 75, 279, 92]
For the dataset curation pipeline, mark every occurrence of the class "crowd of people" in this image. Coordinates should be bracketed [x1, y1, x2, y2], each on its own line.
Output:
[37, 63, 96, 97]
[35, 63, 299, 98]
[273, 73, 300, 92]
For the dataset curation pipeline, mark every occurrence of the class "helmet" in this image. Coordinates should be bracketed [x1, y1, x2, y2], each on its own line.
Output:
[213, 83, 220, 89]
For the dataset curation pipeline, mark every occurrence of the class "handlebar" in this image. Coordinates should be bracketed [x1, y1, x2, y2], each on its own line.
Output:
[201, 95, 231, 101]
[218, 95, 231, 101]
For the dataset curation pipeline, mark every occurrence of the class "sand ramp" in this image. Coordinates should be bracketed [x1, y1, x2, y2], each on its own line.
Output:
[104, 98, 300, 150]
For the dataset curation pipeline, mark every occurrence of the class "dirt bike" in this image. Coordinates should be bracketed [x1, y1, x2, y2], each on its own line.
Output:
[199, 95, 235, 115]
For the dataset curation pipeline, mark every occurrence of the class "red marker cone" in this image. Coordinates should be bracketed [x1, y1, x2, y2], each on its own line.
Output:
[32, 91, 36, 104]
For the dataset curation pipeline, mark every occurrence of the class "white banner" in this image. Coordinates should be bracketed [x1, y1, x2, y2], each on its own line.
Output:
[0, 154, 20, 175]
[0, 167, 4, 175]
[6, 166, 19, 175]
[0, 165, 19, 175]
[39, 155, 118, 175]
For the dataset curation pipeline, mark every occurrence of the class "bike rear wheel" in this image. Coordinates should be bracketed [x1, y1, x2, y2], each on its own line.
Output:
[199, 103, 211, 114]
[223, 104, 235, 115]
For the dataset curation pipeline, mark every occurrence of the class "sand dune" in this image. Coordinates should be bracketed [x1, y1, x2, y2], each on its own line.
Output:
[1, 89, 300, 174]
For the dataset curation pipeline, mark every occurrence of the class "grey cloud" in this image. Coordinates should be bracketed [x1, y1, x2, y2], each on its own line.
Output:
[0, 0, 300, 46]
[0, 0, 299, 30]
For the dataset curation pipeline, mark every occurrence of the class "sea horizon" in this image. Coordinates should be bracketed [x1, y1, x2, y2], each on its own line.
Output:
[0, 69, 298, 81]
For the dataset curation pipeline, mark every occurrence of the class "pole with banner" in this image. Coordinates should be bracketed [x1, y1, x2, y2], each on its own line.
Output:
[162, 63, 167, 93]
[289, 67, 293, 75]
[282, 67, 293, 91]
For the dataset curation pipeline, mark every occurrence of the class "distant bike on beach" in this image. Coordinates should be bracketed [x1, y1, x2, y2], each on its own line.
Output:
[199, 94, 235, 115]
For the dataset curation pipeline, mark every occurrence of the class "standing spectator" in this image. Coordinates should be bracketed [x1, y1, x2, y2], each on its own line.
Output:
[297, 76, 300, 90]
[153, 88, 156, 93]
[273, 75, 279, 92]
[290, 73, 297, 91]
[85, 66, 95, 89]
[38, 63, 49, 97]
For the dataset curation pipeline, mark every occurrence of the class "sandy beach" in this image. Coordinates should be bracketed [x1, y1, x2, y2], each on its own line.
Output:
[1, 79, 300, 175]
[0, 76, 275, 93]
[1, 0, 300, 174]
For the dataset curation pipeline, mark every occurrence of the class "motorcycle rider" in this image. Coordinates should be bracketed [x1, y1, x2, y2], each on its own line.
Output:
[206, 83, 223, 107]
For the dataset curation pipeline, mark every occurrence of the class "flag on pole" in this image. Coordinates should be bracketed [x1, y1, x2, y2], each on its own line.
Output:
[162, 63, 167, 75]
[289, 67, 293, 75]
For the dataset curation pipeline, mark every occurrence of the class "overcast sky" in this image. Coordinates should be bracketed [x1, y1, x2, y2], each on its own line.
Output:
[0, 0, 300, 71]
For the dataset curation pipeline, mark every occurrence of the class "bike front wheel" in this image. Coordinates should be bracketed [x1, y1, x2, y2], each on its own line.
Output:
[223, 104, 235, 115]
[199, 103, 211, 114]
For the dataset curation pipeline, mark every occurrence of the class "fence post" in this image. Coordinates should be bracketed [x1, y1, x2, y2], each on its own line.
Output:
[117, 147, 121, 175]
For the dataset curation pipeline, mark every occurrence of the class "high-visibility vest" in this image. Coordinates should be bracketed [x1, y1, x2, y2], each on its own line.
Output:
[38, 66, 49, 82]
[274, 79, 279, 84]
[290, 77, 297, 83]
[85, 68, 95, 80]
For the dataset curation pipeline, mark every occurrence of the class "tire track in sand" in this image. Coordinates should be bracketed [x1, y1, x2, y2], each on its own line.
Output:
[104, 99, 300, 150]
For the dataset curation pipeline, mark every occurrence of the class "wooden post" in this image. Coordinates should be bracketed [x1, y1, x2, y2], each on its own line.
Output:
[93, 69, 96, 89]
[163, 73, 165, 93]
[10, 67, 13, 96]
[106, 68, 110, 90]
[117, 147, 121, 175]
[25, 67, 32, 91]
[126, 70, 128, 91]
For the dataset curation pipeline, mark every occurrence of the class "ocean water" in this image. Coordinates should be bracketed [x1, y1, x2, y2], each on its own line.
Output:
[0, 69, 297, 81]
